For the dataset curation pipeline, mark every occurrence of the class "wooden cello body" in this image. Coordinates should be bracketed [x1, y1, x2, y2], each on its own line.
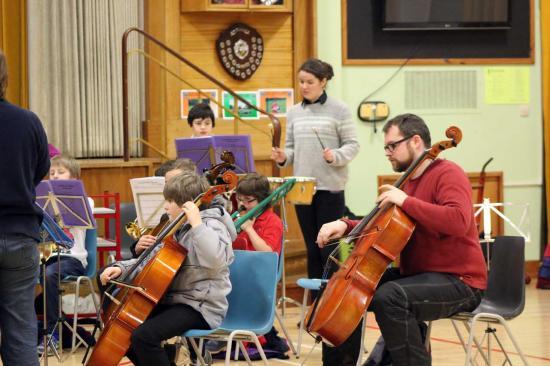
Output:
[87, 237, 186, 365]
[86, 170, 238, 366]
[308, 205, 415, 346]
[306, 126, 462, 347]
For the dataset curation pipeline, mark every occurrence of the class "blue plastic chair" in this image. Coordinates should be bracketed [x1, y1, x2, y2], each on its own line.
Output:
[272, 238, 299, 357]
[61, 228, 100, 352]
[184, 250, 278, 365]
[296, 278, 328, 358]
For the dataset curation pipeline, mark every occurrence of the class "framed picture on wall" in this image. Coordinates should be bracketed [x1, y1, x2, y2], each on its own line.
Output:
[258, 88, 294, 117]
[222, 91, 259, 120]
[180, 89, 218, 120]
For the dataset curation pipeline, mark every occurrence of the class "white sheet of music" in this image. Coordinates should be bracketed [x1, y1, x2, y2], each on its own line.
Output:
[130, 177, 166, 229]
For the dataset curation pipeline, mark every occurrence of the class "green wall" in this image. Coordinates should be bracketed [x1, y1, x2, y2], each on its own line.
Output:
[317, 0, 543, 260]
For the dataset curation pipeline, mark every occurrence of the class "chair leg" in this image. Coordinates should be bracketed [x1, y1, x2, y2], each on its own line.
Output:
[465, 313, 529, 366]
[297, 288, 309, 358]
[188, 338, 208, 366]
[275, 310, 298, 356]
[237, 340, 253, 365]
[458, 318, 489, 366]
[472, 313, 530, 366]
[299, 339, 321, 366]
[356, 311, 368, 366]
[225, 331, 269, 366]
[72, 278, 81, 352]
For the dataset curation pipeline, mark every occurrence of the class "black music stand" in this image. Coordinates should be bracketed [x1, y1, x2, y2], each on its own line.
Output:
[38, 208, 74, 364]
[36, 180, 95, 362]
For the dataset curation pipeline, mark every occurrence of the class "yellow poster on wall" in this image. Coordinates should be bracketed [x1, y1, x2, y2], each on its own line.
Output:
[484, 67, 530, 104]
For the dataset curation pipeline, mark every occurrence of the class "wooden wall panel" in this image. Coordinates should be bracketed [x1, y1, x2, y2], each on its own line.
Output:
[0, 0, 27, 107]
[79, 158, 161, 202]
[161, 12, 294, 158]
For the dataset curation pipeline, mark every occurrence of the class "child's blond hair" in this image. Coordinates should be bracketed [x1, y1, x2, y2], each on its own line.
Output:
[50, 155, 81, 179]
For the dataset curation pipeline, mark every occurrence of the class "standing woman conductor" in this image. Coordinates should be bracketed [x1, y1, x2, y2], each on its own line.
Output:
[271, 58, 360, 365]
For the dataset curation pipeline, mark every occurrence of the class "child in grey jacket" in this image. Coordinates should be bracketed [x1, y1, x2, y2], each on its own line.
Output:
[100, 171, 236, 366]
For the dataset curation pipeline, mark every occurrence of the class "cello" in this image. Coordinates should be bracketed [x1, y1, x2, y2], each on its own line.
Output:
[305, 126, 462, 347]
[86, 169, 238, 366]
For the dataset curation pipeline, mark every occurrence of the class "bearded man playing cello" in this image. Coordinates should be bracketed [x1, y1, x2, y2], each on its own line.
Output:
[317, 114, 487, 366]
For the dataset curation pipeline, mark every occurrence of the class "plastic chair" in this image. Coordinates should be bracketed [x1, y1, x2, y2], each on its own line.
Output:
[427, 236, 528, 365]
[272, 238, 299, 357]
[184, 250, 278, 366]
[61, 228, 100, 353]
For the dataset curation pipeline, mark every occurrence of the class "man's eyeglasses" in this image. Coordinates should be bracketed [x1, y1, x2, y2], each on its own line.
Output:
[236, 196, 257, 204]
[384, 135, 413, 153]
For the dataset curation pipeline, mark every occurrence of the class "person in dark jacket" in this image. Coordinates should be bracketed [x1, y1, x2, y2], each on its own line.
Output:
[0, 49, 50, 366]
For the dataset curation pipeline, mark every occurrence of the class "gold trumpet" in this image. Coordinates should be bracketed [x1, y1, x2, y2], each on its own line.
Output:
[125, 215, 170, 240]
[38, 242, 57, 262]
[125, 219, 148, 240]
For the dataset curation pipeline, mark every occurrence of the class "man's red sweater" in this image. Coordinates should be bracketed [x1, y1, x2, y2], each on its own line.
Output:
[345, 159, 487, 289]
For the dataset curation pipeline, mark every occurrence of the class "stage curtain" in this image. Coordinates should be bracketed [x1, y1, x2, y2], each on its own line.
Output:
[27, 0, 143, 158]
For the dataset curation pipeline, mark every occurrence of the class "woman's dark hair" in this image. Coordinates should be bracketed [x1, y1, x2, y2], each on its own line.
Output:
[236, 173, 271, 204]
[187, 102, 215, 128]
[298, 58, 334, 81]
[383, 113, 432, 148]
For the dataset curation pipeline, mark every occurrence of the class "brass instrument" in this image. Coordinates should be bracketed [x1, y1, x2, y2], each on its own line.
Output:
[125, 219, 148, 240]
[125, 215, 170, 240]
[38, 242, 57, 262]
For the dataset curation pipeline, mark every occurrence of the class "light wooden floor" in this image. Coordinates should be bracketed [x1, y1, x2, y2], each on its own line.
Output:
[15, 282, 550, 366]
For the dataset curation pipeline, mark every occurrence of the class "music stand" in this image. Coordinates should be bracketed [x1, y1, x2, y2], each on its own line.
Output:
[129, 176, 166, 230]
[38, 207, 74, 364]
[175, 134, 256, 174]
[36, 180, 95, 361]
[37, 180, 96, 229]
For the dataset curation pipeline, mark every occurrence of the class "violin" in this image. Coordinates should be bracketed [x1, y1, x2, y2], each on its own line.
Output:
[86, 169, 238, 366]
[305, 127, 462, 347]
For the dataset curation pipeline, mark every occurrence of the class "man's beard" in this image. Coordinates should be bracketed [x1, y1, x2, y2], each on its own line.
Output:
[393, 158, 412, 172]
[392, 146, 415, 172]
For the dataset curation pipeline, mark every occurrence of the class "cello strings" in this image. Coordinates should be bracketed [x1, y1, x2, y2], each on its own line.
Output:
[321, 232, 371, 248]
[319, 231, 375, 279]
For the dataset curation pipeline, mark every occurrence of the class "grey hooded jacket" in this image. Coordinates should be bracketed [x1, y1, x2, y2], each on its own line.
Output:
[114, 206, 236, 328]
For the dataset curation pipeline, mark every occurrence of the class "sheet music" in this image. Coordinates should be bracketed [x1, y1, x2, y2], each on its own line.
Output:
[130, 177, 166, 228]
